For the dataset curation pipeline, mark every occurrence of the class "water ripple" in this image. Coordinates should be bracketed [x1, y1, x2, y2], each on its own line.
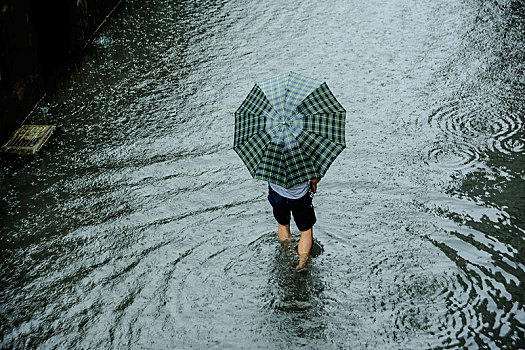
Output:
[1, 0, 524, 348]
[425, 141, 482, 170]
[427, 99, 524, 157]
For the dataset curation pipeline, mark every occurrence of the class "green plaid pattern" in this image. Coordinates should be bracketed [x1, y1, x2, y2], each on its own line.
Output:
[234, 85, 273, 147]
[235, 131, 272, 176]
[300, 83, 346, 145]
[296, 130, 345, 176]
[234, 72, 346, 188]
[255, 141, 287, 184]
[259, 72, 322, 117]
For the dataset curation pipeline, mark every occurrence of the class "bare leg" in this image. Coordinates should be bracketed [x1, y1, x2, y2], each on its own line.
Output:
[296, 228, 313, 270]
[277, 223, 292, 243]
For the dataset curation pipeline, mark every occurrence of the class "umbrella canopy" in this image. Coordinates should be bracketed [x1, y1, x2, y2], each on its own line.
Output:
[234, 72, 346, 188]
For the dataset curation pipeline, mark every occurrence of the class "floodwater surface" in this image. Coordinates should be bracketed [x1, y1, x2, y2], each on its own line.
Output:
[1, 0, 524, 348]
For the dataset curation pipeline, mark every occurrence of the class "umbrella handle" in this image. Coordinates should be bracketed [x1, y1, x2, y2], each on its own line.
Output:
[310, 178, 321, 193]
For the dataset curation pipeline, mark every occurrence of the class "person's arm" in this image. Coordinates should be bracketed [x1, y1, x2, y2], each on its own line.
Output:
[310, 178, 321, 193]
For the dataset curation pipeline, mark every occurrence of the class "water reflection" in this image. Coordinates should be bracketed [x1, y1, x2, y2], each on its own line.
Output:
[420, 0, 525, 346]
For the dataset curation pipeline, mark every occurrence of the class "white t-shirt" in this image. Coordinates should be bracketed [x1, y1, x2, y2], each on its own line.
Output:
[269, 181, 310, 199]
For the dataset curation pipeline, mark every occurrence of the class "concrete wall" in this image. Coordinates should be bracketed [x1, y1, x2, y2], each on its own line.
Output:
[0, 0, 122, 144]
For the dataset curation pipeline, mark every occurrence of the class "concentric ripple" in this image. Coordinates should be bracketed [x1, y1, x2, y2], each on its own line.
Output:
[424, 141, 482, 170]
[491, 112, 524, 155]
[425, 95, 523, 170]
[428, 100, 522, 146]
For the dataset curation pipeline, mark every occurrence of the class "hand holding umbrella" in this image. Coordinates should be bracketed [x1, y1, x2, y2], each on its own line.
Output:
[234, 72, 346, 271]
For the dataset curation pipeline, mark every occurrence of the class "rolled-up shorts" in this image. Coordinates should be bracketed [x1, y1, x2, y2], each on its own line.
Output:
[267, 185, 316, 232]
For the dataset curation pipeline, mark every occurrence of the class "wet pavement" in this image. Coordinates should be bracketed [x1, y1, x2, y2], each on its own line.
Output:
[0, 0, 524, 348]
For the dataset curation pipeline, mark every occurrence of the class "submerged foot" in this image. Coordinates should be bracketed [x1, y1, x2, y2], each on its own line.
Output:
[277, 224, 292, 246]
[296, 253, 309, 271]
[278, 236, 292, 245]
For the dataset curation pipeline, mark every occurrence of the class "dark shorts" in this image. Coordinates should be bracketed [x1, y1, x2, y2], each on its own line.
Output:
[267, 185, 316, 232]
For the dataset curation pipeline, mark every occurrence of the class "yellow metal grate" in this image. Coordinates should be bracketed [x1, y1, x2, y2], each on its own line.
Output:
[1, 125, 56, 155]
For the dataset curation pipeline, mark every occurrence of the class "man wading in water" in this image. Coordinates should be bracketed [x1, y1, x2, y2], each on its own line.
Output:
[267, 178, 321, 271]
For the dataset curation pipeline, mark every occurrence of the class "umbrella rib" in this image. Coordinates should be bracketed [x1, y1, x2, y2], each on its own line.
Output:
[235, 83, 275, 117]
[253, 140, 288, 187]
[297, 83, 346, 116]
[234, 110, 265, 131]
[301, 99, 345, 115]
[298, 129, 346, 177]
[236, 103, 269, 118]
[236, 105, 258, 116]
[301, 128, 346, 148]
[234, 112, 267, 149]
[234, 130, 271, 173]
[235, 73, 346, 188]
[301, 111, 346, 146]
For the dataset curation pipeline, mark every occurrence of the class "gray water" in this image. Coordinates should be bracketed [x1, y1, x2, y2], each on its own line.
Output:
[1, 0, 524, 348]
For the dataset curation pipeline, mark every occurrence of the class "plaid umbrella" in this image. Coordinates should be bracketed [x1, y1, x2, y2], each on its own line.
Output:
[234, 72, 346, 188]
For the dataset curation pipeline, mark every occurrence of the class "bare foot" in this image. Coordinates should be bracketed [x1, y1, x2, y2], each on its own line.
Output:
[296, 228, 312, 271]
[296, 253, 309, 271]
[277, 224, 292, 244]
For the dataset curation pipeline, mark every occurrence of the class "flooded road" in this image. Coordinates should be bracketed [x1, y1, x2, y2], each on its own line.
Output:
[1, 0, 524, 348]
